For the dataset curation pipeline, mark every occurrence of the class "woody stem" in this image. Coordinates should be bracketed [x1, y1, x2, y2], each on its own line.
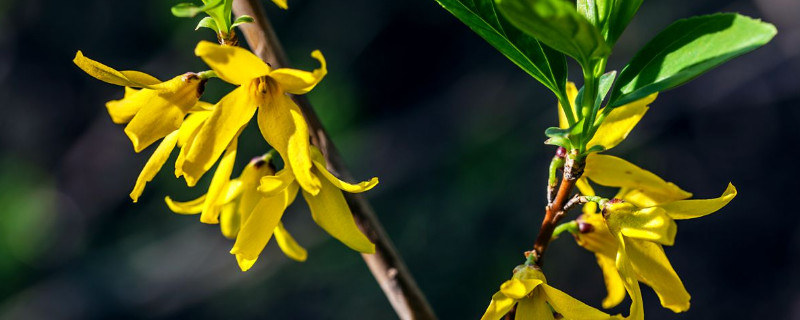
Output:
[531, 157, 584, 266]
[231, 1, 436, 319]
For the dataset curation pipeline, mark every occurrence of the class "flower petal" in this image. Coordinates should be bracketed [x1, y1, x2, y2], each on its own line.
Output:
[258, 168, 295, 197]
[183, 86, 256, 186]
[257, 92, 321, 194]
[239, 159, 278, 223]
[584, 154, 692, 204]
[310, 147, 378, 193]
[194, 40, 271, 85]
[274, 222, 308, 262]
[626, 238, 690, 312]
[516, 292, 554, 320]
[230, 183, 298, 271]
[177, 110, 212, 148]
[587, 93, 655, 151]
[130, 130, 178, 202]
[220, 203, 240, 239]
[499, 279, 542, 300]
[558, 82, 579, 129]
[595, 254, 626, 309]
[301, 176, 374, 254]
[480, 291, 516, 320]
[269, 51, 327, 95]
[615, 234, 645, 320]
[105, 87, 143, 124]
[165, 194, 206, 215]
[608, 207, 677, 246]
[73, 51, 159, 88]
[540, 284, 611, 320]
[575, 213, 618, 258]
[271, 0, 288, 9]
[199, 137, 239, 224]
[658, 183, 737, 220]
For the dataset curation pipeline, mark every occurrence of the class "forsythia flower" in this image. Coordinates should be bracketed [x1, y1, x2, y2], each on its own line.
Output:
[72, 51, 210, 202]
[179, 41, 327, 194]
[481, 264, 617, 320]
[572, 154, 737, 319]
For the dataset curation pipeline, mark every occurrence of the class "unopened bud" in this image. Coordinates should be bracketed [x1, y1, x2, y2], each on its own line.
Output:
[578, 222, 594, 234]
[555, 146, 567, 159]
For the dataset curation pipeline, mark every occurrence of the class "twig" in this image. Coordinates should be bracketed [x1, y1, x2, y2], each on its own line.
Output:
[231, 1, 436, 319]
[531, 157, 584, 266]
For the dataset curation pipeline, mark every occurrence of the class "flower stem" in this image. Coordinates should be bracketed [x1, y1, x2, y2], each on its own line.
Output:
[231, 1, 436, 319]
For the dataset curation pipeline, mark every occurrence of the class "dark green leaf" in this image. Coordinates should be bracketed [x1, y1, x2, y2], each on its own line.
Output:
[609, 13, 777, 107]
[435, 0, 567, 97]
[495, 0, 610, 67]
[603, 0, 642, 45]
[594, 70, 616, 109]
[232, 15, 254, 28]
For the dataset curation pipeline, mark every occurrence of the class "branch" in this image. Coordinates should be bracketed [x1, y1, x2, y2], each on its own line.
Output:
[231, 1, 437, 319]
[531, 156, 584, 266]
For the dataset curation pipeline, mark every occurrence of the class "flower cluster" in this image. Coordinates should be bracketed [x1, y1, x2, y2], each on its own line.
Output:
[73, 38, 377, 271]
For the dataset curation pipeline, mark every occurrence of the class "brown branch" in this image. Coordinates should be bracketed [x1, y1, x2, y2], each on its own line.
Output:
[531, 157, 584, 266]
[231, 1, 436, 319]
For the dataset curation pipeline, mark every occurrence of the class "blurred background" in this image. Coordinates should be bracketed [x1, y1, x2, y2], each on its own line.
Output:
[1, 0, 798, 319]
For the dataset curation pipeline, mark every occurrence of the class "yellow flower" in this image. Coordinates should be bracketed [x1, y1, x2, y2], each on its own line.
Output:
[558, 82, 657, 152]
[179, 41, 327, 194]
[481, 264, 617, 320]
[166, 153, 308, 271]
[572, 154, 737, 319]
[72, 51, 206, 152]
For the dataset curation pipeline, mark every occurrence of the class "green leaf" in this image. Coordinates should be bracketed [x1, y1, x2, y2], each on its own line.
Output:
[171, 3, 204, 18]
[609, 13, 777, 107]
[204, 0, 232, 33]
[195, 16, 219, 31]
[594, 70, 616, 109]
[603, 0, 642, 45]
[434, 0, 568, 97]
[495, 0, 610, 68]
[544, 136, 572, 149]
[232, 15, 254, 28]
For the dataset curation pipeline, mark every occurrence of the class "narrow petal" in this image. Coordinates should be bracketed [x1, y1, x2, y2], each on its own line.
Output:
[183, 86, 256, 186]
[616, 235, 645, 320]
[558, 82, 579, 129]
[130, 130, 179, 202]
[301, 176, 374, 254]
[239, 157, 279, 223]
[258, 168, 295, 197]
[270, 0, 288, 9]
[480, 292, 516, 320]
[199, 137, 239, 224]
[177, 110, 212, 148]
[499, 279, 542, 300]
[164, 194, 206, 215]
[194, 40, 270, 85]
[269, 50, 327, 95]
[106, 87, 143, 124]
[230, 183, 298, 271]
[274, 222, 308, 262]
[124, 74, 204, 152]
[626, 238, 690, 312]
[257, 93, 320, 194]
[608, 207, 677, 246]
[73, 51, 159, 88]
[540, 284, 611, 320]
[310, 147, 378, 193]
[587, 93, 655, 151]
[595, 254, 626, 309]
[575, 213, 618, 258]
[516, 293, 554, 320]
[584, 154, 692, 204]
[220, 203, 240, 239]
[659, 183, 737, 220]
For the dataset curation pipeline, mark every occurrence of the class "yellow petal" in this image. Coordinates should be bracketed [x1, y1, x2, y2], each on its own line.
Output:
[269, 50, 327, 95]
[177, 110, 212, 148]
[575, 213, 618, 258]
[480, 291, 516, 320]
[576, 177, 597, 215]
[239, 157, 278, 223]
[230, 183, 299, 271]
[499, 279, 542, 300]
[516, 292, 554, 320]
[540, 284, 612, 320]
[105, 87, 143, 124]
[270, 0, 288, 9]
[73, 51, 159, 88]
[608, 207, 677, 246]
[595, 254, 626, 309]
[587, 93, 655, 151]
[124, 74, 204, 152]
[164, 194, 206, 215]
[199, 137, 239, 224]
[615, 234, 645, 320]
[309, 147, 378, 193]
[626, 238, 690, 312]
[183, 86, 256, 186]
[658, 183, 737, 220]
[301, 176, 374, 254]
[584, 154, 692, 204]
[274, 222, 308, 262]
[257, 93, 321, 194]
[220, 203, 240, 239]
[194, 40, 271, 85]
[558, 82, 579, 129]
[189, 101, 215, 112]
[258, 168, 295, 197]
[130, 130, 178, 202]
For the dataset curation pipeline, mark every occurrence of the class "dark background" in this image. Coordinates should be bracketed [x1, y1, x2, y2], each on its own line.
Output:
[0, 0, 798, 319]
